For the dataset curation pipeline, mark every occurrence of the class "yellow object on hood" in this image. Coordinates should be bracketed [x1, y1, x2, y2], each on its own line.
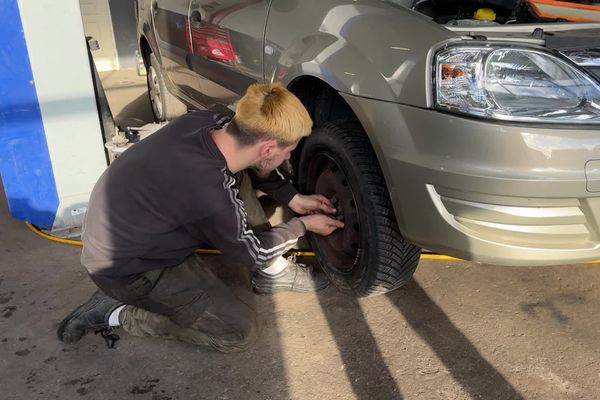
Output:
[474, 8, 497, 21]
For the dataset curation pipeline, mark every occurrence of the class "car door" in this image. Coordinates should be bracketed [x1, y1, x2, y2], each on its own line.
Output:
[153, 0, 205, 105]
[187, 0, 269, 111]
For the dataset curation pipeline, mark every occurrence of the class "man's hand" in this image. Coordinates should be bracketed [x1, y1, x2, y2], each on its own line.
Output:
[299, 214, 344, 236]
[289, 194, 336, 215]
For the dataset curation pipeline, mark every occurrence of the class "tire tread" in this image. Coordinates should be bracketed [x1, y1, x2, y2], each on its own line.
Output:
[302, 120, 421, 296]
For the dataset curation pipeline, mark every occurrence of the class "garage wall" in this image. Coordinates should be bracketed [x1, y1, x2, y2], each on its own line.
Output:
[79, 0, 118, 71]
[79, 0, 138, 71]
[108, 0, 137, 69]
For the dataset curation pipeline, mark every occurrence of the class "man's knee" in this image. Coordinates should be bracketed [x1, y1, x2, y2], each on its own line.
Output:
[218, 313, 258, 352]
[237, 171, 268, 228]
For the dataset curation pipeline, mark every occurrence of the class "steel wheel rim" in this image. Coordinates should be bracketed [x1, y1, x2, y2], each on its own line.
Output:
[306, 153, 361, 274]
[148, 65, 163, 119]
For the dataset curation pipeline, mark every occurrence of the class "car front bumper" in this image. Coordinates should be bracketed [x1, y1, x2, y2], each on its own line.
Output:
[342, 93, 600, 266]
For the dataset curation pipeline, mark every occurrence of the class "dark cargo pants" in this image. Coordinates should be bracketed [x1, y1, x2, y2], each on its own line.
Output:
[90, 171, 268, 352]
[93, 255, 258, 352]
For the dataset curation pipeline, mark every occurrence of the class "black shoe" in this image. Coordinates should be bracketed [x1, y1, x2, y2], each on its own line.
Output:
[57, 290, 123, 345]
[252, 256, 329, 294]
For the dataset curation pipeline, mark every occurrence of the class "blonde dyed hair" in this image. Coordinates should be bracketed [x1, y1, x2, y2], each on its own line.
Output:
[229, 82, 312, 146]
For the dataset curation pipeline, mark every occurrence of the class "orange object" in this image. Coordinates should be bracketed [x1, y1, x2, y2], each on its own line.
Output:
[441, 64, 465, 81]
[528, 0, 600, 22]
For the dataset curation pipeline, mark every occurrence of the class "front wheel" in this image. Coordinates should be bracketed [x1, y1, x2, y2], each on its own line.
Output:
[298, 121, 421, 296]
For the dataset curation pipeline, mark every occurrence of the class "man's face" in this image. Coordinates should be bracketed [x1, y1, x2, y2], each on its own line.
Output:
[255, 140, 298, 174]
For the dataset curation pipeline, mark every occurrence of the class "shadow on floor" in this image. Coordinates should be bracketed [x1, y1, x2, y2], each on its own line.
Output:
[114, 92, 154, 128]
[388, 280, 524, 400]
[317, 289, 403, 400]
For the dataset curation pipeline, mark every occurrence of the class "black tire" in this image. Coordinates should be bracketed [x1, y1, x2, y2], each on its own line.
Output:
[298, 121, 421, 296]
[147, 52, 187, 122]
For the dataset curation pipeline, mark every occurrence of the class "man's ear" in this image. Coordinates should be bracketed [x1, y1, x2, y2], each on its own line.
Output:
[257, 139, 278, 158]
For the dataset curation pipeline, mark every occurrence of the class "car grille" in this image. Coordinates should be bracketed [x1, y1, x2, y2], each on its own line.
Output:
[428, 185, 595, 250]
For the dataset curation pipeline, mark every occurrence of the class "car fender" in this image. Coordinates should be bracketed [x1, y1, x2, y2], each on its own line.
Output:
[264, 1, 455, 107]
[137, 0, 163, 65]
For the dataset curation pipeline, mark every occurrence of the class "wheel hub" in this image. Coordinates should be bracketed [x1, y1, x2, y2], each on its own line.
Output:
[308, 155, 361, 273]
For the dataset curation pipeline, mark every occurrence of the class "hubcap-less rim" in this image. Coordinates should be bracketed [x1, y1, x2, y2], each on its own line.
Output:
[306, 153, 361, 273]
[148, 65, 163, 119]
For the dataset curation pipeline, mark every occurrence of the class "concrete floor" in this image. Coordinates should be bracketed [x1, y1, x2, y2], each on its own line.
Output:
[1, 69, 600, 400]
[98, 69, 155, 128]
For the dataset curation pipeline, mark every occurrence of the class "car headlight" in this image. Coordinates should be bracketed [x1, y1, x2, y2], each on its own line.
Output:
[435, 46, 600, 123]
[560, 48, 600, 67]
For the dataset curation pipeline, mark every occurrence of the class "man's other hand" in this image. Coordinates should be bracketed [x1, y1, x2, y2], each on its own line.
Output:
[299, 214, 344, 236]
[289, 194, 336, 215]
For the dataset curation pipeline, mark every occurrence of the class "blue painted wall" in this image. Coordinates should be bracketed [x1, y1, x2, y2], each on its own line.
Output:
[0, 0, 59, 228]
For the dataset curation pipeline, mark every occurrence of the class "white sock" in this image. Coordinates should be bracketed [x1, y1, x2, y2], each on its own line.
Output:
[261, 256, 289, 275]
[108, 305, 126, 327]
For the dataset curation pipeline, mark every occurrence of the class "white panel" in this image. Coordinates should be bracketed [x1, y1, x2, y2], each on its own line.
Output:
[79, 0, 118, 71]
[157, 0, 191, 14]
[18, 0, 108, 235]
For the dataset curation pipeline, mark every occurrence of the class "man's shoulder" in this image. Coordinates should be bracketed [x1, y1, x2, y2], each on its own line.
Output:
[138, 110, 230, 154]
[176, 110, 232, 128]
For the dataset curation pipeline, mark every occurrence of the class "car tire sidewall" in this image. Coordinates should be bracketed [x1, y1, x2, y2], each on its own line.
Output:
[147, 53, 165, 122]
[147, 53, 187, 122]
[299, 126, 377, 291]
